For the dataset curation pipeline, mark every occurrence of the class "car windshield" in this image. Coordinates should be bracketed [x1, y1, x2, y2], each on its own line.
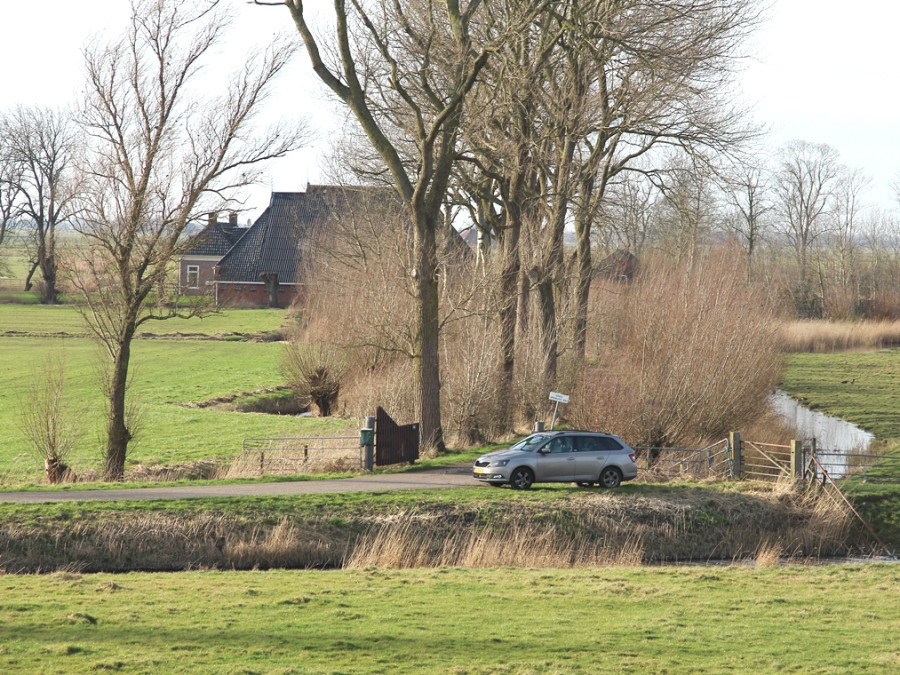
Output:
[508, 434, 549, 453]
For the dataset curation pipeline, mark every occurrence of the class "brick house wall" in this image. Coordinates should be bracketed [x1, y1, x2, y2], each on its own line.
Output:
[215, 281, 301, 307]
[179, 255, 221, 296]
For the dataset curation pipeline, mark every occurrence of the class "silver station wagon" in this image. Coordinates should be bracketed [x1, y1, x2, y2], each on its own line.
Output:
[472, 430, 638, 490]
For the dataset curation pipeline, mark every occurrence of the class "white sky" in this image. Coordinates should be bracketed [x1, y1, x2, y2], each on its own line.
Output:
[1, 0, 898, 220]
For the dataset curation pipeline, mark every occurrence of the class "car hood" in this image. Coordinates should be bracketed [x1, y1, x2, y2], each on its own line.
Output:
[476, 448, 524, 462]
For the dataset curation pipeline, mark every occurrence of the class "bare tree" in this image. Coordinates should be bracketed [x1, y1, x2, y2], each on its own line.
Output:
[257, 0, 545, 451]
[830, 166, 870, 292]
[0, 132, 21, 251]
[71, 0, 304, 480]
[0, 106, 80, 303]
[774, 140, 841, 291]
[726, 164, 773, 280]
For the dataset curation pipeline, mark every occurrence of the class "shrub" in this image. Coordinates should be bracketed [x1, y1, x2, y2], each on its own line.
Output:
[573, 248, 783, 447]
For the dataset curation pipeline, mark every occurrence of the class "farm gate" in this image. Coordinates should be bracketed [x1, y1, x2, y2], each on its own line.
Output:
[375, 406, 420, 466]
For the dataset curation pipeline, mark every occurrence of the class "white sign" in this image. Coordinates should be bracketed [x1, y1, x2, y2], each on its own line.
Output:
[548, 392, 570, 404]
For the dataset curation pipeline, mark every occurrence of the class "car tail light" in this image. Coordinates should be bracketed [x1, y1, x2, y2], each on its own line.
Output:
[629, 453, 636, 463]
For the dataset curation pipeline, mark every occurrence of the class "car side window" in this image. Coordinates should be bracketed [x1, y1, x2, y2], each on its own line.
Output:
[546, 436, 574, 453]
[576, 436, 624, 451]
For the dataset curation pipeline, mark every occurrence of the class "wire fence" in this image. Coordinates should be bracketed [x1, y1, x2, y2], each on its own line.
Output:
[632, 439, 731, 481]
[230, 436, 362, 477]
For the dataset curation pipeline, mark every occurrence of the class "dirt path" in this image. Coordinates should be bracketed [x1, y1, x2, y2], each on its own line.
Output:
[0, 465, 475, 503]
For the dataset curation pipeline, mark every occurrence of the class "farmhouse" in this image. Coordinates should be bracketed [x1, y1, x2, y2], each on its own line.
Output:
[179, 185, 372, 307]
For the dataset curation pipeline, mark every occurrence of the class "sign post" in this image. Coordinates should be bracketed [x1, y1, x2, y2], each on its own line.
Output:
[548, 392, 570, 430]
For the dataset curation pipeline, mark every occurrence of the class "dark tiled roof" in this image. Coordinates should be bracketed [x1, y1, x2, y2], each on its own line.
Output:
[215, 187, 392, 285]
[184, 222, 246, 257]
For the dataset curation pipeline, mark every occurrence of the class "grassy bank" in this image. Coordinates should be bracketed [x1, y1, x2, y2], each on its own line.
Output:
[2, 565, 897, 673]
[0, 482, 868, 573]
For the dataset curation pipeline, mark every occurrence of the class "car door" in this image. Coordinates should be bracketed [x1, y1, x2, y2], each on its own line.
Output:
[536, 435, 577, 481]
[575, 435, 623, 480]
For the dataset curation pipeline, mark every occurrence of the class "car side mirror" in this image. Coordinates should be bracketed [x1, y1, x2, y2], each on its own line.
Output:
[538, 447, 550, 455]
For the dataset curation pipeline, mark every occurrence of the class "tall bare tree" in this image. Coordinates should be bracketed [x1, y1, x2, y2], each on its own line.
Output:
[0, 106, 80, 303]
[257, 0, 545, 450]
[72, 0, 304, 480]
[774, 140, 840, 290]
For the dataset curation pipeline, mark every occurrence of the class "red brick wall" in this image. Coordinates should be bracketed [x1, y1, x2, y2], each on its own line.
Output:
[216, 283, 300, 308]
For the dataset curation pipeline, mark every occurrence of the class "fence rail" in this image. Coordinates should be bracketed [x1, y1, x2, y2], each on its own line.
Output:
[233, 436, 361, 477]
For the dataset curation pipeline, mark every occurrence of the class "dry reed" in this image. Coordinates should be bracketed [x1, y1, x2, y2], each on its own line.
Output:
[782, 319, 900, 353]
[0, 483, 857, 573]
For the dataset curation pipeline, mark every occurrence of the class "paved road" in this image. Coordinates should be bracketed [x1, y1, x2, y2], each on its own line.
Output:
[0, 465, 476, 503]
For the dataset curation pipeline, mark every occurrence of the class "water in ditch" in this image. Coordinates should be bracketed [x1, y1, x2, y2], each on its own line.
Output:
[769, 389, 875, 478]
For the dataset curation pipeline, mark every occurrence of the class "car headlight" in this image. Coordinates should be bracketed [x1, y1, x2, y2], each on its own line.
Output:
[490, 459, 510, 467]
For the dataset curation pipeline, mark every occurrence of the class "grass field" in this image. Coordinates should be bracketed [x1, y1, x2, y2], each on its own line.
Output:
[781, 350, 900, 440]
[1, 566, 896, 673]
[0, 332, 352, 483]
[0, 304, 289, 336]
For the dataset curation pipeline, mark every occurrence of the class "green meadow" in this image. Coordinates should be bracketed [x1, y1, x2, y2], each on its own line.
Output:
[1, 566, 896, 673]
[0, 307, 353, 483]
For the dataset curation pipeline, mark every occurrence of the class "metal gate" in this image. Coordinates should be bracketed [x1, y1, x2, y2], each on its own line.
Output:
[375, 406, 420, 466]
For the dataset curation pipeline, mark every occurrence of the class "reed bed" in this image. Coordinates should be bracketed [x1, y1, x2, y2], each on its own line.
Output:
[783, 320, 900, 353]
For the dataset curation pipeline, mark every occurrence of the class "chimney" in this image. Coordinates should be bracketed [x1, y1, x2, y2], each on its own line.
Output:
[208, 212, 218, 226]
[229, 212, 238, 226]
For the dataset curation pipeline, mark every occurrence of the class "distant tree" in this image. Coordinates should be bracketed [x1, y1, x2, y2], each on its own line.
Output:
[726, 164, 773, 280]
[71, 0, 304, 480]
[0, 135, 19, 251]
[0, 106, 80, 303]
[774, 140, 841, 289]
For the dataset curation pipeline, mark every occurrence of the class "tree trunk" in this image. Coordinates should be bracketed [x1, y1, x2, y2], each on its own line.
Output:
[261, 273, 280, 308]
[495, 220, 521, 433]
[23, 261, 39, 292]
[414, 213, 445, 453]
[534, 273, 558, 386]
[104, 328, 135, 481]
[572, 206, 593, 363]
[39, 253, 58, 304]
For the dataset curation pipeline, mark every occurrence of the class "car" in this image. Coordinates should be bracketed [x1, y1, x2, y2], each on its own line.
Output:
[472, 430, 638, 490]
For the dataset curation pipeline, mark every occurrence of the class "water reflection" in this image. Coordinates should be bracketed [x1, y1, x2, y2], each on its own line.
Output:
[769, 390, 875, 478]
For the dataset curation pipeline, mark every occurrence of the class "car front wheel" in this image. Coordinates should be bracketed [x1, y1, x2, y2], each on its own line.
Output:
[598, 466, 623, 489]
[509, 467, 534, 490]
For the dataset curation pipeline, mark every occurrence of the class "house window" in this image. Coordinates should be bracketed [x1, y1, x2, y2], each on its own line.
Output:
[249, 285, 256, 292]
[186, 265, 199, 289]
[235, 284, 243, 291]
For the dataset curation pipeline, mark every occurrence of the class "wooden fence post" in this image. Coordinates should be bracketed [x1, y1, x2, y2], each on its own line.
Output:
[729, 431, 741, 479]
[791, 440, 804, 479]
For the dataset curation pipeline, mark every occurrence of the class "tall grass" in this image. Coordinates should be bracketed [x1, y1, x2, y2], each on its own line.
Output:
[0, 482, 857, 573]
[345, 515, 644, 569]
[783, 319, 900, 352]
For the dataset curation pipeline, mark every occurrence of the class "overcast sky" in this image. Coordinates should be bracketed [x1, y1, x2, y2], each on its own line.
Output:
[1, 0, 898, 220]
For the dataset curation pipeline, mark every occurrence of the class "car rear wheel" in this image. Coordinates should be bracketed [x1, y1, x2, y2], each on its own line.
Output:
[598, 466, 623, 489]
[509, 467, 534, 490]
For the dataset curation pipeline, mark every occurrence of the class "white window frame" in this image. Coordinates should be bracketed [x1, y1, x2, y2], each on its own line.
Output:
[186, 265, 200, 289]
